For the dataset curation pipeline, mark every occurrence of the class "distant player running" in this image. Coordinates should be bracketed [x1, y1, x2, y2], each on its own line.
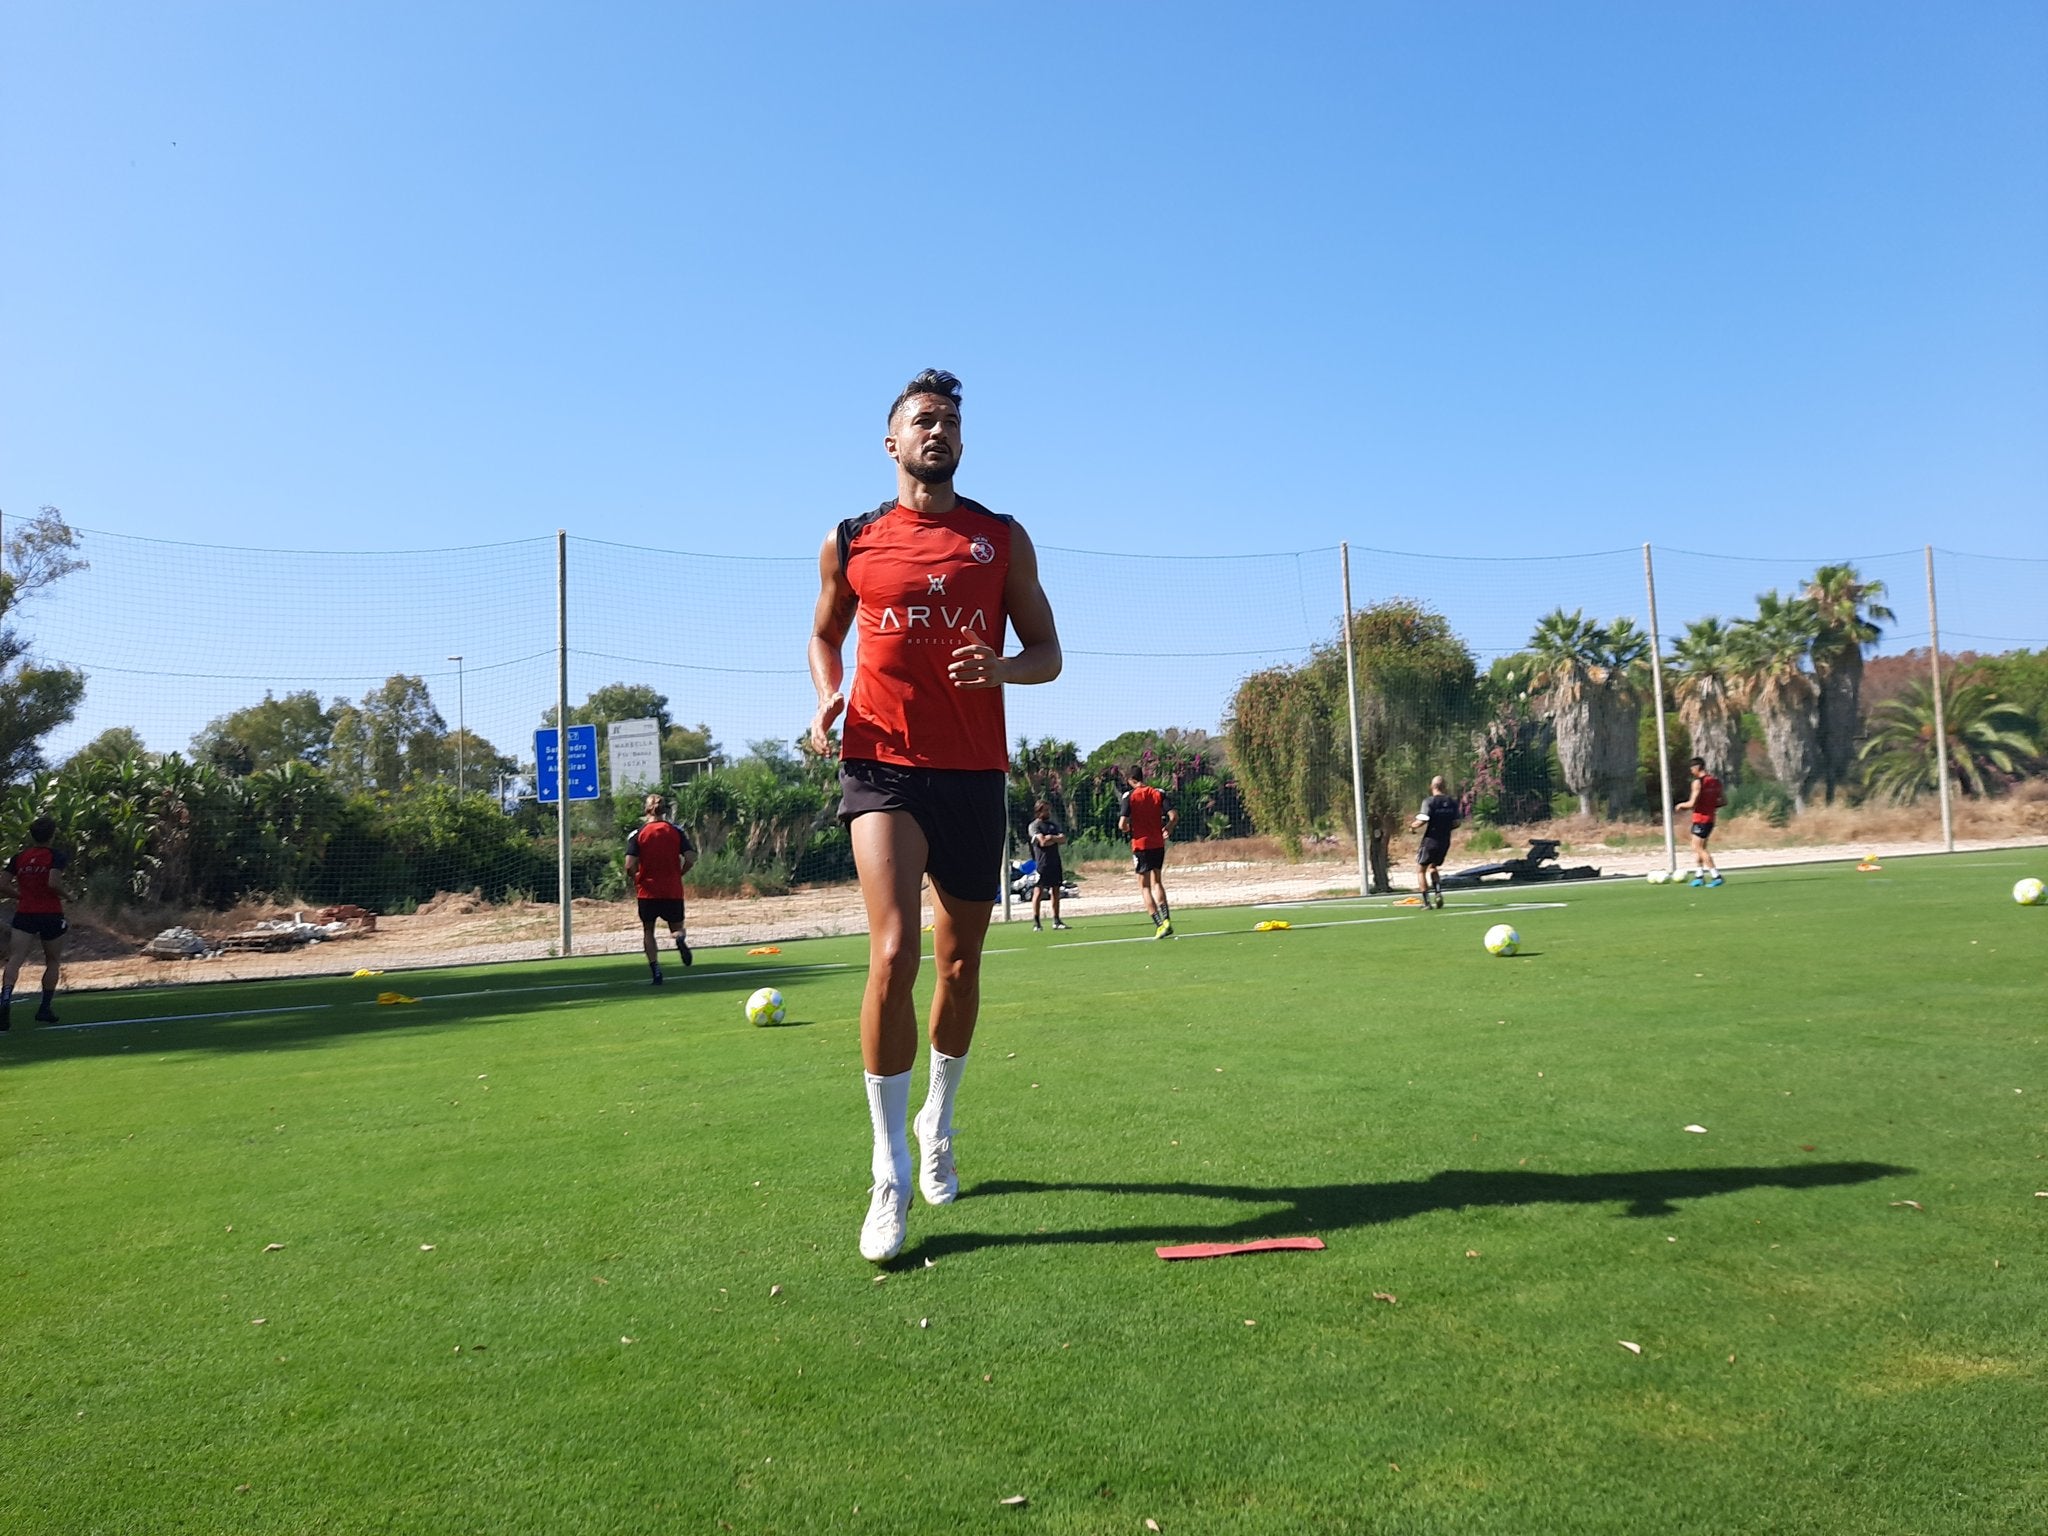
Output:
[1411, 776, 1461, 908]
[626, 792, 696, 983]
[2, 816, 70, 1028]
[808, 368, 1062, 1263]
[1120, 766, 1178, 937]
[1676, 757, 1724, 886]
[1027, 800, 1069, 931]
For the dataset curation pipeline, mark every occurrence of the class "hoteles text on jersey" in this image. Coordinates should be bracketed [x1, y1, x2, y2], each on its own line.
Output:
[837, 499, 1013, 772]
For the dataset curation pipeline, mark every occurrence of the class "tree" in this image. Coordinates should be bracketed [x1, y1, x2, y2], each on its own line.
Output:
[1858, 673, 2042, 803]
[571, 682, 674, 736]
[1524, 609, 1607, 817]
[328, 676, 446, 793]
[1732, 590, 1823, 813]
[1351, 602, 1480, 890]
[1226, 600, 1477, 879]
[69, 727, 153, 768]
[1804, 564, 1894, 803]
[193, 690, 335, 775]
[0, 508, 88, 785]
[663, 722, 721, 769]
[1592, 617, 1650, 816]
[1667, 617, 1744, 785]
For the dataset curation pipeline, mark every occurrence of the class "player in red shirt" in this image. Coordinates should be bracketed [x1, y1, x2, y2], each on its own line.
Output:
[808, 369, 1062, 1262]
[1675, 757, 1725, 887]
[1118, 765, 1179, 938]
[625, 791, 697, 984]
[2, 816, 71, 1028]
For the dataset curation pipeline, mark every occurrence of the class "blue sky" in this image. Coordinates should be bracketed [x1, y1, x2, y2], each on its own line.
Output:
[4, 2, 2045, 760]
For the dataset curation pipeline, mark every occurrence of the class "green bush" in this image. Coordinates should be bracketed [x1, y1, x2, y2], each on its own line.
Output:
[1465, 827, 1506, 853]
[1726, 780, 1792, 828]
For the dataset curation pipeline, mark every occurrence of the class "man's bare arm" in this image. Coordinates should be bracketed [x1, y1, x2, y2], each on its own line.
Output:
[950, 523, 1062, 690]
[808, 531, 858, 753]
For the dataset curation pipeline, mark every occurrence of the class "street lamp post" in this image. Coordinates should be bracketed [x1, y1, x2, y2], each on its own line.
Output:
[447, 654, 466, 797]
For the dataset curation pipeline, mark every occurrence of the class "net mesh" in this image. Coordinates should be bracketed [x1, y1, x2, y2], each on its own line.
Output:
[10, 518, 2042, 975]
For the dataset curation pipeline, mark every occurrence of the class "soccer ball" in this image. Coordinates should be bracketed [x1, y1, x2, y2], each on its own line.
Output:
[2015, 877, 2046, 907]
[1646, 869, 1670, 885]
[1483, 923, 1520, 956]
[744, 986, 786, 1026]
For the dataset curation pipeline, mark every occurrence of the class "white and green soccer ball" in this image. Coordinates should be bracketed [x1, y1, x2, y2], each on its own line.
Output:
[744, 986, 786, 1026]
[1646, 869, 1671, 885]
[2015, 877, 2046, 907]
[1483, 923, 1520, 956]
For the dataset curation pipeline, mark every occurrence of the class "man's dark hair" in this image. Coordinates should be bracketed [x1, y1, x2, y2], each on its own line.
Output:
[1033, 800, 1051, 818]
[888, 368, 962, 427]
[29, 816, 56, 844]
[1127, 766, 1146, 784]
[1689, 756, 1707, 771]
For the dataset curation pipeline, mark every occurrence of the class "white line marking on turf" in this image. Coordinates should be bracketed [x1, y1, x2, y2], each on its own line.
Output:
[42, 1002, 338, 1032]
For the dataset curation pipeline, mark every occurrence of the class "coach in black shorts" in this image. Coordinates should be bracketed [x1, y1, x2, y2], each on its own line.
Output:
[1411, 775, 1461, 909]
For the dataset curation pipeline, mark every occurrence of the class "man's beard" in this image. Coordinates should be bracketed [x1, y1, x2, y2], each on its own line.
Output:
[903, 455, 955, 487]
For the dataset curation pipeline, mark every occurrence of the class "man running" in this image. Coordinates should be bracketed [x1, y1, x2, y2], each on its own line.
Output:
[1119, 765, 1177, 937]
[1411, 775, 1461, 908]
[2, 816, 70, 1028]
[625, 791, 696, 983]
[808, 368, 1062, 1263]
[1027, 799, 1069, 931]
[1676, 756, 1725, 886]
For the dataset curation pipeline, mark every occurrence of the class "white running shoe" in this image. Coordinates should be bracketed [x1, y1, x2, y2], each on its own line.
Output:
[860, 1180, 908, 1262]
[913, 1115, 958, 1206]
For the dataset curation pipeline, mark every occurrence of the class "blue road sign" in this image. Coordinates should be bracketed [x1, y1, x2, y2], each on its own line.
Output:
[535, 724, 601, 803]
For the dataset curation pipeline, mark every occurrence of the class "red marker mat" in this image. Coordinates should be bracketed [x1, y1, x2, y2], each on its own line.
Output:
[1156, 1237, 1326, 1261]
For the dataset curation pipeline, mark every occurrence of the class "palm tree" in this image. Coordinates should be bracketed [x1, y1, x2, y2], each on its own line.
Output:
[1667, 617, 1743, 785]
[1804, 564, 1895, 803]
[1593, 617, 1650, 816]
[1525, 609, 1607, 817]
[1732, 590, 1822, 813]
[1858, 674, 2042, 803]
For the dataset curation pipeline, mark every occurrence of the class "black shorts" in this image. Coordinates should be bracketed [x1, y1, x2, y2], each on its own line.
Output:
[1691, 818, 1716, 840]
[839, 759, 1006, 903]
[1033, 856, 1064, 889]
[11, 911, 67, 942]
[1132, 846, 1166, 875]
[637, 897, 687, 926]
[1417, 838, 1450, 868]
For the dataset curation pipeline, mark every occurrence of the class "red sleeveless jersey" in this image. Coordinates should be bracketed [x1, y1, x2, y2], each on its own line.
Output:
[839, 499, 1012, 771]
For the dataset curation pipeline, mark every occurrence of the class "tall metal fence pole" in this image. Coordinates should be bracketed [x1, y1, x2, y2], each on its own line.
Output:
[1340, 543, 1369, 897]
[557, 530, 573, 956]
[1642, 543, 1676, 875]
[1925, 545, 1954, 853]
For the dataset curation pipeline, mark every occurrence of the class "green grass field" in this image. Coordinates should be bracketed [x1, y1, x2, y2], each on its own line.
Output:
[5, 855, 2045, 1534]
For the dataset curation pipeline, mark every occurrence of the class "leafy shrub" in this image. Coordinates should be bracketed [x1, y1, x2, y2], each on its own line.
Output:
[1726, 779, 1792, 828]
[1465, 827, 1506, 853]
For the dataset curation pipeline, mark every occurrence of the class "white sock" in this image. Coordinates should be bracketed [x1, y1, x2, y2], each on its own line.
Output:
[864, 1070, 912, 1188]
[918, 1048, 968, 1139]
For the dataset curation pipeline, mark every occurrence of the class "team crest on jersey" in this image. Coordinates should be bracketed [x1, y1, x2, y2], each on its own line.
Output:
[969, 536, 995, 565]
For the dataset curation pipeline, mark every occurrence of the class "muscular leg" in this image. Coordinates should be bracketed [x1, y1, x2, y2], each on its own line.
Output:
[851, 811, 930, 1258]
[1, 928, 29, 997]
[851, 811, 928, 1077]
[926, 877, 993, 1059]
[641, 918, 662, 976]
[912, 876, 992, 1207]
[35, 937, 61, 1018]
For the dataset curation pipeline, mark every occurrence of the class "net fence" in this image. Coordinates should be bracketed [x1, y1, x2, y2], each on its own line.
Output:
[12, 518, 2046, 970]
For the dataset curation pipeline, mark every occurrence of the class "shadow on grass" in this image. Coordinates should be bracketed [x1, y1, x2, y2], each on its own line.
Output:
[0, 960, 804, 1065]
[908, 1161, 1912, 1262]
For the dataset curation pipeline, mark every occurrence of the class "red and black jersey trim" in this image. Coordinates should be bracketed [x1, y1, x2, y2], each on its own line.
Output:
[836, 498, 1011, 572]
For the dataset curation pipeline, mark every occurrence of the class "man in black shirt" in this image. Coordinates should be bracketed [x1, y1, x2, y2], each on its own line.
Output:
[1026, 800, 1069, 931]
[1410, 776, 1461, 909]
